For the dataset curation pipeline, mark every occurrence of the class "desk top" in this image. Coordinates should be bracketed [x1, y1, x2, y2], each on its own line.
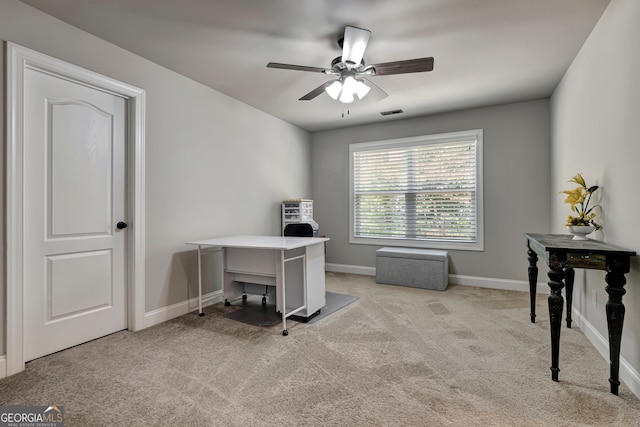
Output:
[525, 233, 636, 256]
[186, 235, 330, 250]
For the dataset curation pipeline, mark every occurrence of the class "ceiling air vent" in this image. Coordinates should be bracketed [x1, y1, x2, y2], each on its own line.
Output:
[380, 109, 403, 116]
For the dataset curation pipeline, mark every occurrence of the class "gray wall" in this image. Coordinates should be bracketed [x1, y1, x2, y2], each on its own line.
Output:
[0, 0, 311, 355]
[311, 99, 551, 280]
[551, 0, 640, 384]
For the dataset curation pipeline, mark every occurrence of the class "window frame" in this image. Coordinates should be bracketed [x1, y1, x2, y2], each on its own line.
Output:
[349, 129, 484, 251]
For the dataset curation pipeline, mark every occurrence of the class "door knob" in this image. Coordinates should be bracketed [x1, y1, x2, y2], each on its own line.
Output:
[116, 221, 128, 230]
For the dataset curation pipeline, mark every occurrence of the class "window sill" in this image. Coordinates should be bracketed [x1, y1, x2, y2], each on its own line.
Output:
[350, 236, 484, 251]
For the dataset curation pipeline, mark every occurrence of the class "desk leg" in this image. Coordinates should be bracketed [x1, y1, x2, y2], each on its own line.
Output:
[278, 249, 288, 336]
[605, 268, 627, 395]
[527, 249, 538, 323]
[547, 266, 565, 382]
[563, 268, 574, 328]
[197, 245, 204, 316]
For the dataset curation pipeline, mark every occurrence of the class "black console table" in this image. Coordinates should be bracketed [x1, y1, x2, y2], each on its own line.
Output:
[525, 233, 636, 395]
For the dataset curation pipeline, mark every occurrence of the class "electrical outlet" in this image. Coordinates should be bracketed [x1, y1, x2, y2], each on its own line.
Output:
[592, 289, 597, 307]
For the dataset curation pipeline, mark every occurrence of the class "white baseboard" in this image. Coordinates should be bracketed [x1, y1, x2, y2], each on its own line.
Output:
[141, 267, 540, 330]
[325, 263, 547, 294]
[326, 263, 376, 276]
[0, 355, 6, 379]
[143, 290, 223, 329]
[141, 267, 543, 330]
[571, 307, 640, 399]
[449, 274, 548, 294]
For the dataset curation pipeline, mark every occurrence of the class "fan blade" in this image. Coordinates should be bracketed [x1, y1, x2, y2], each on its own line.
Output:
[361, 78, 388, 102]
[267, 62, 329, 73]
[299, 81, 335, 101]
[342, 26, 371, 67]
[369, 57, 434, 76]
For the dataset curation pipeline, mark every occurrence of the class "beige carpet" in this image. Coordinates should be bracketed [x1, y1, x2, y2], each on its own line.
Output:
[1, 272, 639, 426]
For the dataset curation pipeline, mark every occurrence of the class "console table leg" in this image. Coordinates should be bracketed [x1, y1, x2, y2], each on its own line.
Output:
[548, 266, 565, 381]
[528, 249, 538, 323]
[563, 267, 575, 328]
[605, 269, 627, 395]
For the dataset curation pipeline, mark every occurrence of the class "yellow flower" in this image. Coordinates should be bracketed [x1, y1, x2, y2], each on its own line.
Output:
[561, 187, 584, 210]
[568, 173, 586, 188]
[561, 173, 602, 230]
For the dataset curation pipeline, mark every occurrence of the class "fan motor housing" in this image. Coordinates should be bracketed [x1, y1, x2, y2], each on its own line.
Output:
[331, 56, 365, 73]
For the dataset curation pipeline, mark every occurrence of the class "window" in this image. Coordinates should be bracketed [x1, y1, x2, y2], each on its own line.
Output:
[350, 129, 483, 251]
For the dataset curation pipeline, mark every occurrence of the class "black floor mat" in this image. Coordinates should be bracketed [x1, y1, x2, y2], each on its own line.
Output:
[223, 292, 359, 327]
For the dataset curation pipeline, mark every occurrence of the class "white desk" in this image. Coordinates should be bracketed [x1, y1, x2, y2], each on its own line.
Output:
[186, 235, 330, 335]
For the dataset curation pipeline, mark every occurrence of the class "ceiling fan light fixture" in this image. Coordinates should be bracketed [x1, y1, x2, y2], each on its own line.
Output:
[339, 89, 355, 104]
[338, 75, 360, 103]
[342, 75, 357, 95]
[267, 26, 433, 104]
[354, 79, 371, 99]
[324, 76, 370, 103]
[325, 80, 342, 100]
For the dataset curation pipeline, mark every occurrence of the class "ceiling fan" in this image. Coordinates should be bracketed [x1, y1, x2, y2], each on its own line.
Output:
[267, 26, 434, 104]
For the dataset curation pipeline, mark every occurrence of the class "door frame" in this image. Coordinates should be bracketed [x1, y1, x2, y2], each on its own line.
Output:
[5, 42, 146, 376]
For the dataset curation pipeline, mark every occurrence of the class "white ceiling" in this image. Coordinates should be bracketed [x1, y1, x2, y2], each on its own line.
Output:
[20, 0, 610, 132]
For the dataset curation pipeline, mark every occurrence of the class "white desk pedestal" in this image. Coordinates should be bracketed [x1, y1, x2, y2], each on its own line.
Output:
[187, 235, 329, 335]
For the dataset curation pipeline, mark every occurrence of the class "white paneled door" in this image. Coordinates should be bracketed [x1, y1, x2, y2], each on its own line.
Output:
[22, 66, 128, 361]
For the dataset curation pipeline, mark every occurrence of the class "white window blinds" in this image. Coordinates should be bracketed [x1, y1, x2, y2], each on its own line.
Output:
[350, 130, 483, 249]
